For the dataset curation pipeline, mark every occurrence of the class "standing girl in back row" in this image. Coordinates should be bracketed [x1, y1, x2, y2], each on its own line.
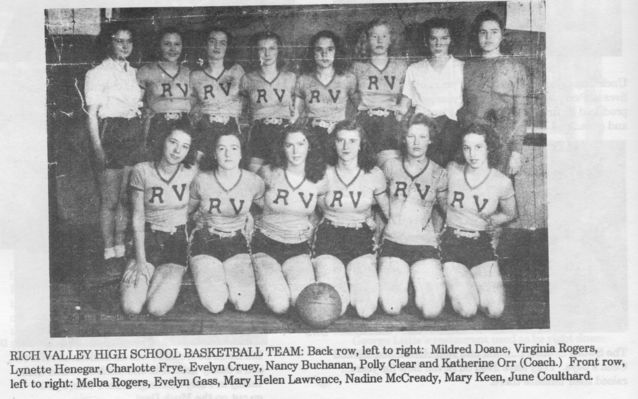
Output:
[190, 27, 245, 157]
[137, 27, 191, 157]
[352, 18, 407, 166]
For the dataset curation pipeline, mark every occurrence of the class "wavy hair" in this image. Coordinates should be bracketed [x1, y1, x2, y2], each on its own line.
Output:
[456, 121, 503, 169]
[270, 123, 326, 183]
[199, 130, 247, 172]
[470, 10, 511, 56]
[326, 120, 376, 173]
[249, 31, 286, 71]
[422, 17, 457, 57]
[93, 22, 136, 63]
[151, 119, 197, 169]
[400, 113, 439, 158]
[202, 26, 236, 70]
[354, 18, 396, 60]
[301, 30, 349, 75]
[153, 26, 185, 62]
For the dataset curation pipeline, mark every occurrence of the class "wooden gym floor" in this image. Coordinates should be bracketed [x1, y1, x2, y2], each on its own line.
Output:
[49, 223, 549, 337]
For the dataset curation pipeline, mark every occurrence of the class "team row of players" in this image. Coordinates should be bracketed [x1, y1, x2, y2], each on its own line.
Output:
[86, 12, 527, 174]
[84, 11, 523, 318]
[121, 116, 515, 320]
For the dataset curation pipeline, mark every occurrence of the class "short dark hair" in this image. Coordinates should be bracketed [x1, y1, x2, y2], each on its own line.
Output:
[95, 21, 135, 62]
[151, 120, 196, 169]
[199, 130, 247, 172]
[457, 121, 503, 169]
[301, 30, 349, 75]
[203, 26, 236, 70]
[422, 17, 456, 56]
[400, 113, 439, 158]
[154, 26, 185, 62]
[250, 31, 285, 71]
[470, 10, 510, 55]
[270, 123, 326, 183]
[327, 120, 376, 173]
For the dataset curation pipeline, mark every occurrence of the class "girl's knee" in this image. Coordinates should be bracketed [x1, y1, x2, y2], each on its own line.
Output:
[121, 299, 144, 315]
[451, 294, 478, 318]
[265, 292, 290, 315]
[354, 296, 378, 319]
[419, 296, 445, 319]
[146, 297, 175, 317]
[481, 298, 504, 318]
[379, 294, 403, 315]
[228, 286, 256, 312]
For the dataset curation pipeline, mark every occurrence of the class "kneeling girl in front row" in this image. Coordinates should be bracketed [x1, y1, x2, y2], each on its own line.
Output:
[188, 131, 265, 313]
[442, 122, 517, 318]
[121, 122, 197, 316]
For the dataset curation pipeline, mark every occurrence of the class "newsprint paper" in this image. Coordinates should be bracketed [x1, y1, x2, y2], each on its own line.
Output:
[1, 0, 637, 398]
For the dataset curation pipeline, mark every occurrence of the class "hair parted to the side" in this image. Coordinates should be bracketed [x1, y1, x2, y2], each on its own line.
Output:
[202, 26, 236, 70]
[301, 30, 349, 75]
[270, 123, 326, 183]
[422, 17, 456, 57]
[353, 18, 395, 60]
[154, 26, 186, 62]
[152, 119, 197, 169]
[470, 10, 511, 55]
[250, 31, 285, 71]
[456, 120, 503, 169]
[400, 113, 439, 158]
[199, 130, 248, 172]
[94, 21, 136, 63]
[327, 120, 377, 173]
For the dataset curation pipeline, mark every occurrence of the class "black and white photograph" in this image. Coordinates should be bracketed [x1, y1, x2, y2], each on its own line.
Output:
[2, 0, 637, 397]
[45, 1, 548, 337]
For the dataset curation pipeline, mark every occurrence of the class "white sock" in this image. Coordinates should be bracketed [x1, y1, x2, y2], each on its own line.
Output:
[113, 244, 126, 258]
[104, 247, 116, 260]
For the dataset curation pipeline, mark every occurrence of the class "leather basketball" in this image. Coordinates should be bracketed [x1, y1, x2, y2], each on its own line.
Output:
[295, 283, 342, 328]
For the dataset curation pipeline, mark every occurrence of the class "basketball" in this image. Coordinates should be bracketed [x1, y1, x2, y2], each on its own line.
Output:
[295, 283, 342, 328]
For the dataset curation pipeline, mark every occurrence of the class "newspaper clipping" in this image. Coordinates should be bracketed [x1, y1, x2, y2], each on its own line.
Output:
[1, 0, 636, 398]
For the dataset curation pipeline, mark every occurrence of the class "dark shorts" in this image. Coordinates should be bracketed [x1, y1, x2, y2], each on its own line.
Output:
[144, 224, 188, 267]
[440, 227, 496, 268]
[426, 116, 462, 168]
[195, 116, 241, 156]
[146, 112, 190, 155]
[248, 119, 289, 161]
[99, 117, 144, 169]
[251, 230, 310, 265]
[379, 239, 439, 265]
[190, 228, 249, 262]
[357, 111, 401, 153]
[313, 221, 375, 266]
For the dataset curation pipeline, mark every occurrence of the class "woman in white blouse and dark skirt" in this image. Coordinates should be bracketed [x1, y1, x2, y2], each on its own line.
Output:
[85, 22, 143, 268]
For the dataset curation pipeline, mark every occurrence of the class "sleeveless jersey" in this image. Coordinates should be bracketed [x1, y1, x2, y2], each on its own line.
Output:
[129, 161, 198, 228]
[352, 58, 407, 111]
[446, 162, 515, 231]
[190, 64, 244, 117]
[137, 62, 191, 113]
[319, 166, 386, 225]
[256, 166, 327, 243]
[190, 169, 264, 232]
[239, 70, 296, 121]
[382, 158, 447, 246]
[295, 72, 357, 121]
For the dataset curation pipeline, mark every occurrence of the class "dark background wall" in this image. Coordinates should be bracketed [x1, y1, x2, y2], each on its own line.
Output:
[45, 2, 545, 226]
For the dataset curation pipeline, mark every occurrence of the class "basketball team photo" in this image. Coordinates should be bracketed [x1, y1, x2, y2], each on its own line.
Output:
[46, 1, 548, 337]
